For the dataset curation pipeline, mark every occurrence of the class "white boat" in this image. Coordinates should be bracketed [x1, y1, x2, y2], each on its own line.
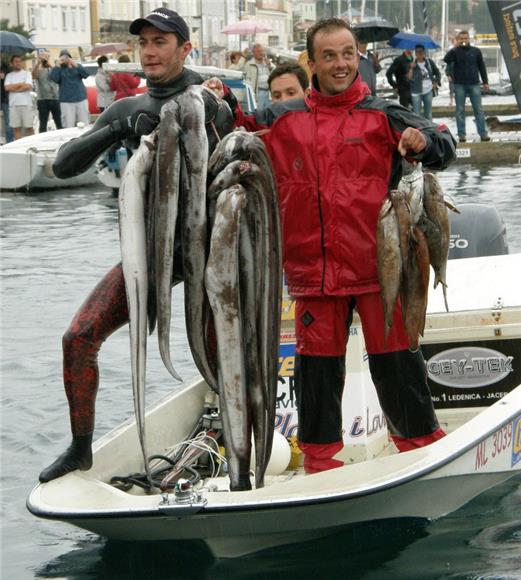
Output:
[0, 126, 100, 190]
[27, 210, 521, 558]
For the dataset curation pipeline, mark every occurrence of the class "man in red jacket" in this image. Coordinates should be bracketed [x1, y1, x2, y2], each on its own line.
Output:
[211, 18, 456, 474]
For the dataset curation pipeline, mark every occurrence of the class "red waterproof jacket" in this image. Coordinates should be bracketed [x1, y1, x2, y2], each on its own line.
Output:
[227, 74, 456, 297]
[110, 73, 140, 101]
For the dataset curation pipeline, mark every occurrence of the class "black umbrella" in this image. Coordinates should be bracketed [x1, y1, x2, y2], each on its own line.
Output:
[0, 31, 36, 55]
[353, 20, 399, 43]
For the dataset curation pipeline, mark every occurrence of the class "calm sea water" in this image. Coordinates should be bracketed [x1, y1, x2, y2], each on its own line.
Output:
[1, 163, 521, 579]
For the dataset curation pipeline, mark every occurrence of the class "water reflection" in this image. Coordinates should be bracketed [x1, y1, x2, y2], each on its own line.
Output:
[34, 519, 429, 580]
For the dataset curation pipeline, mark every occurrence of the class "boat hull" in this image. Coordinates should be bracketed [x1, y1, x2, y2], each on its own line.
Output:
[27, 254, 521, 557]
[0, 127, 99, 190]
[27, 379, 521, 556]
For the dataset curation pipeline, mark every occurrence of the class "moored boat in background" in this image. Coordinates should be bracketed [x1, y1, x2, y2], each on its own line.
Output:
[0, 126, 99, 191]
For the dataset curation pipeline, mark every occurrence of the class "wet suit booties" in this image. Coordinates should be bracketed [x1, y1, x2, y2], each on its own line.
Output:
[39, 434, 93, 482]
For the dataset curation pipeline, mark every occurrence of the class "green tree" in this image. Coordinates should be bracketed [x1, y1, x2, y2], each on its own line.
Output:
[0, 19, 34, 37]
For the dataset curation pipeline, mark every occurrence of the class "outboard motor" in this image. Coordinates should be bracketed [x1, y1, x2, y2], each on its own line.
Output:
[448, 203, 509, 259]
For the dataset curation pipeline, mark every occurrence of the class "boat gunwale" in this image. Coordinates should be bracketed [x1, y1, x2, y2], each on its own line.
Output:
[27, 385, 521, 521]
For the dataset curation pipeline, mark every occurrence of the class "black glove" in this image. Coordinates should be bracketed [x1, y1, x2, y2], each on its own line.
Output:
[111, 110, 160, 139]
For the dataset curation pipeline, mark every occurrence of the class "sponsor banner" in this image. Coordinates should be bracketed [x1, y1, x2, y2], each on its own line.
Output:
[276, 340, 386, 445]
[487, 0, 521, 111]
[422, 339, 521, 408]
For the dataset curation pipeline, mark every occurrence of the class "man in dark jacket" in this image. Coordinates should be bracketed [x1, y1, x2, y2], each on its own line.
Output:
[39, 7, 233, 483]
[210, 18, 456, 474]
[386, 49, 413, 108]
[444, 30, 490, 142]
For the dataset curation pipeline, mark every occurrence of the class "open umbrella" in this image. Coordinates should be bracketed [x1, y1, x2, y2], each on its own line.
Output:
[0, 31, 36, 55]
[222, 20, 272, 35]
[353, 20, 399, 43]
[89, 43, 129, 58]
[389, 31, 440, 50]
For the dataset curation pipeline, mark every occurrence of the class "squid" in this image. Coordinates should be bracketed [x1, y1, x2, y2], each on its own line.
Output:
[118, 87, 282, 492]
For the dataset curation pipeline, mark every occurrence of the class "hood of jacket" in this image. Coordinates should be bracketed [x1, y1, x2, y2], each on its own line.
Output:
[308, 72, 371, 111]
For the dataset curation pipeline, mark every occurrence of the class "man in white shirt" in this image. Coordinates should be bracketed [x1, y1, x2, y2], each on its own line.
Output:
[4, 55, 34, 140]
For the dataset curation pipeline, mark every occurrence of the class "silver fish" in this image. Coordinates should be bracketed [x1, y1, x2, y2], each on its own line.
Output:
[401, 226, 430, 351]
[398, 160, 424, 225]
[376, 198, 403, 339]
[389, 189, 412, 275]
[423, 171, 450, 311]
[118, 131, 157, 482]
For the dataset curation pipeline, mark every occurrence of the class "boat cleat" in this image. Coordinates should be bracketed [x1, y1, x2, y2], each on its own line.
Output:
[157, 481, 207, 514]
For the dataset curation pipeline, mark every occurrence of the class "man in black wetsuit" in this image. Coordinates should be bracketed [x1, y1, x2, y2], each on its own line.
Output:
[39, 8, 233, 483]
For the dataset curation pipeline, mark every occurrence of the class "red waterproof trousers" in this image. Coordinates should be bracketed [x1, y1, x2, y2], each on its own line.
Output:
[294, 292, 445, 473]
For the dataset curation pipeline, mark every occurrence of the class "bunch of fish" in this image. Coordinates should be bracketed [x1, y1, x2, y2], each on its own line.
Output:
[377, 161, 459, 351]
[118, 86, 282, 492]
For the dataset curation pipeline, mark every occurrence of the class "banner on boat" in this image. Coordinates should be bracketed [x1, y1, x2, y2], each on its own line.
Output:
[487, 0, 521, 111]
[422, 338, 521, 409]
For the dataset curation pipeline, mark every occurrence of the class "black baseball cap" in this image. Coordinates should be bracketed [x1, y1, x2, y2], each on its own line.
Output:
[129, 8, 190, 41]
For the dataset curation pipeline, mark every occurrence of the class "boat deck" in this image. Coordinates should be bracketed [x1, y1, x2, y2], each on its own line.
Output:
[112, 403, 482, 497]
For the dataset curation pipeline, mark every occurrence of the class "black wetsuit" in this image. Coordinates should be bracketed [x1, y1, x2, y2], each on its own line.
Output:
[54, 67, 232, 177]
[40, 68, 233, 483]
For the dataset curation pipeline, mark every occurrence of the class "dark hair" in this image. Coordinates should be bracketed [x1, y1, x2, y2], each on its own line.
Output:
[229, 51, 242, 63]
[10, 54, 21, 64]
[415, 44, 425, 51]
[268, 63, 309, 92]
[118, 54, 130, 63]
[306, 18, 355, 60]
[97, 55, 108, 67]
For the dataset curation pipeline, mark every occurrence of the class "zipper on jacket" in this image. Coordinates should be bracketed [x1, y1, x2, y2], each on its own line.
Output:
[313, 109, 327, 293]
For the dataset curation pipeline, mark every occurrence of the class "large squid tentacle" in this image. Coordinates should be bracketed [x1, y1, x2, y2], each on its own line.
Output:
[154, 99, 182, 382]
[205, 184, 251, 491]
[177, 86, 218, 392]
[238, 155, 282, 481]
[118, 131, 157, 483]
[208, 133, 282, 486]
[239, 182, 267, 488]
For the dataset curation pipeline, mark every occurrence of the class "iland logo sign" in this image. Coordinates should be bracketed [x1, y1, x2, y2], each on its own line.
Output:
[427, 346, 514, 388]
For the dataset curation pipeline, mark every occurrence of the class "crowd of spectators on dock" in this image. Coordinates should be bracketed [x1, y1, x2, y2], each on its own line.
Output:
[0, 26, 492, 143]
